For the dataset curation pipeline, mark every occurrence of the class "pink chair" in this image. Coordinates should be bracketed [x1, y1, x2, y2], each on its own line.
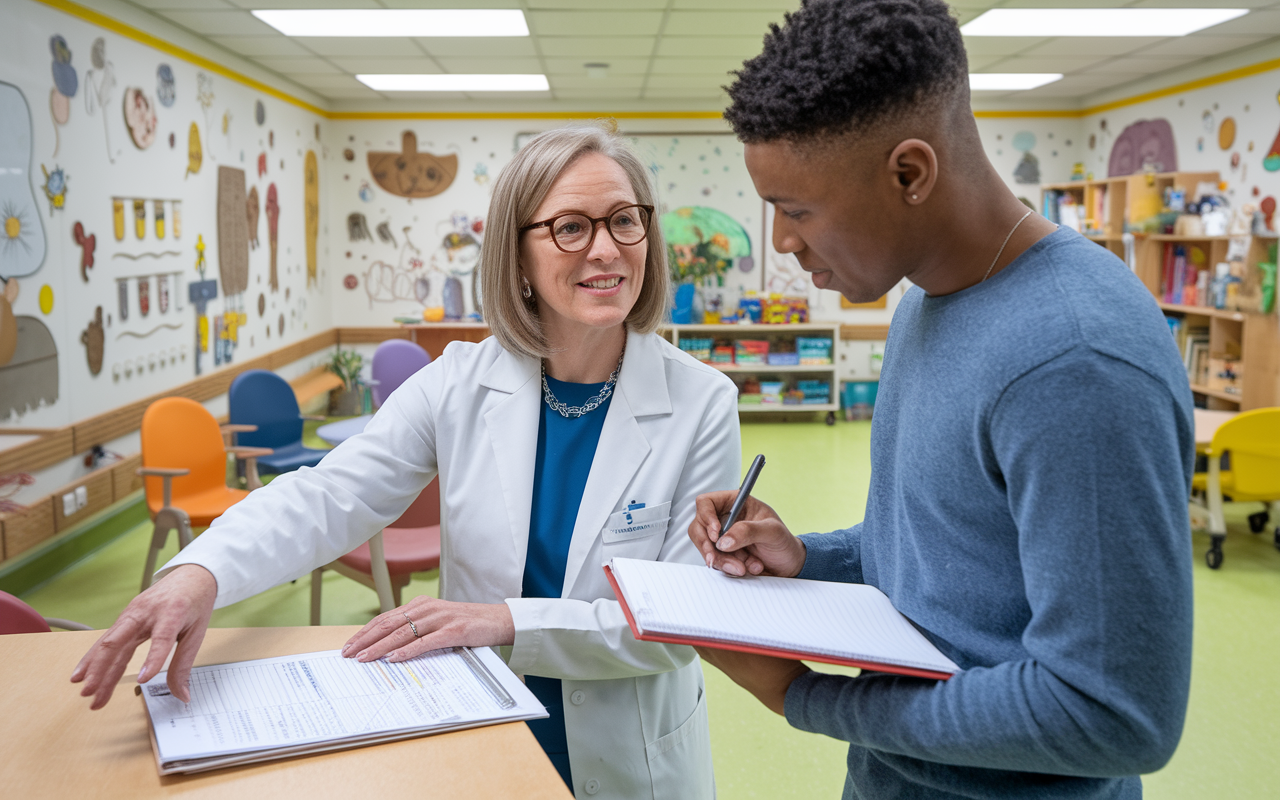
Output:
[309, 479, 442, 624]
[0, 591, 92, 634]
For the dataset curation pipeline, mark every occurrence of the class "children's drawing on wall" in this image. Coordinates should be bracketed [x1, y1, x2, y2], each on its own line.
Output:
[73, 221, 95, 282]
[186, 122, 202, 178]
[216, 166, 250, 294]
[364, 226, 425, 308]
[254, 100, 265, 126]
[368, 131, 458, 198]
[0, 278, 59, 420]
[1108, 119, 1177, 176]
[81, 306, 104, 375]
[358, 180, 374, 202]
[0, 82, 48, 279]
[662, 206, 753, 323]
[189, 235, 216, 375]
[156, 64, 175, 108]
[428, 213, 484, 319]
[40, 165, 67, 213]
[133, 199, 145, 238]
[138, 276, 150, 317]
[196, 73, 215, 162]
[304, 149, 318, 287]
[38, 284, 53, 315]
[348, 212, 372, 241]
[123, 88, 158, 149]
[49, 35, 78, 157]
[266, 183, 279, 291]
[1264, 91, 1280, 172]
[1011, 131, 1040, 184]
[84, 38, 118, 163]
[154, 199, 165, 238]
[1219, 116, 1236, 150]
[376, 221, 396, 246]
[246, 186, 259, 249]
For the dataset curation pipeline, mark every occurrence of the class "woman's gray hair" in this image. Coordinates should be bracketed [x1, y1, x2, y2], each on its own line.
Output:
[480, 122, 669, 359]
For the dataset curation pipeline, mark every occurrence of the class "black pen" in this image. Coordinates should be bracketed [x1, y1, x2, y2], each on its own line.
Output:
[718, 454, 765, 546]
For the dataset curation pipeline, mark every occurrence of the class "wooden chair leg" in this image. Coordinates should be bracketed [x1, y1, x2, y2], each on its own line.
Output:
[310, 568, 324, 626]
[141, 521, 170, 592]
[392, 580, 403, 608]
[367, 532, 396, 614]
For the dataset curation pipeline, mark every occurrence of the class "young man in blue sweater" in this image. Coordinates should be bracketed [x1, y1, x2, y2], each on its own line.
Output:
[689, 1, 1195, 798]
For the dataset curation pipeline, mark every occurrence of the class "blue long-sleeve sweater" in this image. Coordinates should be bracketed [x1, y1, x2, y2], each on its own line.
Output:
[785, 227, 1195, 799]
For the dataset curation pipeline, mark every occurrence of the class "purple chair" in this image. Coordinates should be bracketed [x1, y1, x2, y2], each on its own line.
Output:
[0, 591, 92, 634]
[370, 339, 431, 408]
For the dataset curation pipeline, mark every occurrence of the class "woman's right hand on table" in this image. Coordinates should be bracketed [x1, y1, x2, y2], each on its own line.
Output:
[70, 564, 218, 709]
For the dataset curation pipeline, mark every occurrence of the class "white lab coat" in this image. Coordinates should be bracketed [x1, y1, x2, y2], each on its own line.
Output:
[161, 329, 742, 800]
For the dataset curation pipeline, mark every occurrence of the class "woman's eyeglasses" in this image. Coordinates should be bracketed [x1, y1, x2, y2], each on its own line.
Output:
[519, 204, 654, 254]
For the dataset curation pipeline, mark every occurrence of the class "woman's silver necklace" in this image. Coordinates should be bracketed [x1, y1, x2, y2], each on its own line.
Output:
[981, 209, 1034, 282]
[541, 342, 626, 419]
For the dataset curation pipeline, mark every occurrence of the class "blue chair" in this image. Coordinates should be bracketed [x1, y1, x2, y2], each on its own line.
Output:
[228, 369, 330, 475]
[370, 339, 431, 408]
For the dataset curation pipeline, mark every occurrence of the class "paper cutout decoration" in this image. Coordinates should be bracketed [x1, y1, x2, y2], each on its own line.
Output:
[50, 89, 70, 157]
[73, 222, 95, 281]
[443, 277, 464, 320]
[133, 199, 146, 239]
[196, 74, 215, 163]
[157, 275, 169, 313]
[348, 213, 372, 241]
[216, 166, 250, 297]
[138, 276, 150, 317]
[1108, 119, 1177, 177]
[376, 221, 396, 246]
[1265, 130, 1280, 173]
[305, 150, 319, 287]
[246, 186, 260, 250]
[0, 84, 47, 281]
[189, 277, 217, 375]
[156, 64, 175, 108]
[84, 38, 118, 163]
[186, 122, 202, 178]
[1219, 117, 1236, 151]
[257, 152, 267, 178]
[343, 274, 357, 290]
[123, 88, 158, 149]
[368, 131, 457, 198]
[358, 181, 374, 202]
[257, 293, 265, 316]
[49, 36, 77, 157]
[81, 306, 104, 375]
[41, 165, 67, 214]
[266, 184, 279, 291]
[0, 278, 16, 364]
[255, 100, 265, 126]
[154, 199, 165, 238]
[0, 302, 60, 416]
[343, 148, 354, 161]
[38, 283, 53, 314]
[112, 198, 124, 240]
[173, 200, 182, 239]
[117, 279, 128, 321]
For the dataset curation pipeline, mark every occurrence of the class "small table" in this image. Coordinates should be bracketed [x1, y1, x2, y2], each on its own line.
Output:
[0, 626, 570, 799]
[315, 415, 372, 446]
[1194, 408, 1237, 450]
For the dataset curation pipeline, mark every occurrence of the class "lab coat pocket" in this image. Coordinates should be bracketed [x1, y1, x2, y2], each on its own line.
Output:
[645, 686, 714, 798]
[602, 502, 670, 544]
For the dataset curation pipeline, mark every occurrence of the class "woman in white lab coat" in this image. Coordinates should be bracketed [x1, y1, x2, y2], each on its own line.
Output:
[72, 124, 741, 800]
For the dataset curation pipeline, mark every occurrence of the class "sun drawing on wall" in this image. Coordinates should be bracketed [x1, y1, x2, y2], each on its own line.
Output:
[1, 202, 35, 257]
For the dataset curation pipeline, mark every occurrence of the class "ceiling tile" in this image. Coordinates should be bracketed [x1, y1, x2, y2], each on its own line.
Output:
[1125, 0, 1277, 8]
[544, 57, 651, 75]
[313, 87, 385, 100]
[253, 56, 343, 74]
[527, 0, 667, 7]
[649, 57, 744, 75]
[327, 57, 443, 73]
[643, 87, 730, 99]
[965, 55, 1005, 71]
[663, 10, 788, 37]
[538, 37, 656, 58]
[376, 0, 520, 6]
[978, 55, 1114, 73]
[655, 36, 763, 57]
[287, 74, 370, 90]
[1132, 35, 1271, 58]
[981, 0, 1133, 7]
[961, 37, 1050, 56]
[644, 74, 732, 89]
[209, 35, 315, 57]
[432, 57, 546, 73]
[416, 37, 539, 57]
[548, 75, 646, 90]
[552, 89, 645, 100]
[1082, 56, 1199, 74]
[672, 0, 801, 8]
[156, 10, 278, 36]
[528, 11, 664, 37]
[222, 0, 379, 8]
[290, 37, 427, 57]
[131, 0, 235, 10]
[1206, 9, 1280, 33]
[1020, 37, 1167, 57]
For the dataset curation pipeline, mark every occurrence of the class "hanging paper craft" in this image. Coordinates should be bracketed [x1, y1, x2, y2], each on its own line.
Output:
[84, 38, 118, 163]
[266, 183, 279, 291]
[123, 88, 158, 150]
[117, 279, 128, 321]
[305, 150, 319, 286]
[112, 198, 124, 240]
[368, 131, 457, 198]
[257, 152, 267, 178]
[348, 213, 372, 241]
[186, 122, 202, 178]
[246, 186, 260, 249]
[156, 64, 175, 108]
[1108, 119, 1178, 176]
[73, 221, 95, 282]
[216, 166, 250, 297]
[376, 221, 396, 246]
[133, 199, 146, 239]
[0, 83, 48, 280]
[41, 165, 67, 213]
[81, 306, 104, 375]
[154, 199, 165, 238]
[0, 279, 59, 417]
[172, 200, 182, 239]
[138, 276, 150, 317]
[158, 274, 170, 313]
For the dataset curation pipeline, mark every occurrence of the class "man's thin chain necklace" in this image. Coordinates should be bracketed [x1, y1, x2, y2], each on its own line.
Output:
[982, 209, 1034, 282]
[541, 339, 626, 419]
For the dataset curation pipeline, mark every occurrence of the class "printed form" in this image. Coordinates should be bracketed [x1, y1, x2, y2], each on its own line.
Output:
[141, 646, 545, 773]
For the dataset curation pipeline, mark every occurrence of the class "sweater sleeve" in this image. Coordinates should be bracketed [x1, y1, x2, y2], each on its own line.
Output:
[784, 349, 1194, 777]
[796, 525, 863, 584]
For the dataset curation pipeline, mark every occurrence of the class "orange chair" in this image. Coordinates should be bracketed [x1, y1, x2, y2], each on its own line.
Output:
[310, 478, 442, 624]
[138, 397, 272, 591]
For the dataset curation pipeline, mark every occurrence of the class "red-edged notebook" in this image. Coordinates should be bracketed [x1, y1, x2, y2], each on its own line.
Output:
[605, 558, 958, 681]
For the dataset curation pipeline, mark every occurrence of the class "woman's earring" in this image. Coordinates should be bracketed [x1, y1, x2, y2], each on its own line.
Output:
[911, 193, 919, 201]
[521, 277, 532, 299]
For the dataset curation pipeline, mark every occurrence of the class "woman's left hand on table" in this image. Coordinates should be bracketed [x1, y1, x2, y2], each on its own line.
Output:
[341, 596, 516, 663]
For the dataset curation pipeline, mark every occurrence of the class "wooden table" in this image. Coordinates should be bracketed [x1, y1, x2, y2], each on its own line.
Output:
[1194, 408, 1237, 449]
[0, 626, 571, 799]
[399, 323, 490, 360]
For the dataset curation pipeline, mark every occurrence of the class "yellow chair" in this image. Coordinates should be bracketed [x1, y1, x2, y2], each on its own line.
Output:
[1190, 407, 1280, 569]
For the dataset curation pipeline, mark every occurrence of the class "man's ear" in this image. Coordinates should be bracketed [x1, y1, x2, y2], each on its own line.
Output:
[889, 139, 938, 206]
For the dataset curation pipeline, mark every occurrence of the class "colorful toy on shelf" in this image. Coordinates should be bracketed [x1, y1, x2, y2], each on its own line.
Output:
[737, 293, 762, 323]
[762, 293, 808, 324]
[734, 339, 768, 365]
[796, 336, 833, 365]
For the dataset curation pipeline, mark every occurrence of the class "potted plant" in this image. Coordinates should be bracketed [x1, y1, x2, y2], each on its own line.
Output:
[327, 349, 365, 416]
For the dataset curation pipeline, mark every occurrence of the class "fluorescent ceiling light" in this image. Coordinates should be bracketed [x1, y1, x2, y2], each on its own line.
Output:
[969, 73, 1063, 91]
[357, 74, 550, 92]
[251, 9, 529, 37]
[961, 9, 1248, 37]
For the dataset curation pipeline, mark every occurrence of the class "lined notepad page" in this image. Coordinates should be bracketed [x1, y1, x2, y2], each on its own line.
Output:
[611, 558, 958, 674]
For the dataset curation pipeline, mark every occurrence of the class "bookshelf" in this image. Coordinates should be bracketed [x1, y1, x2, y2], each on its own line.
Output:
[1043, 172, 1280, 411]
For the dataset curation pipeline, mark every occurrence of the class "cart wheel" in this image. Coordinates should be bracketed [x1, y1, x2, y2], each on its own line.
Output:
[1248, 511, 1270, 533]
[825, 411, 836, 426]
[1205, 545, 1223, 570]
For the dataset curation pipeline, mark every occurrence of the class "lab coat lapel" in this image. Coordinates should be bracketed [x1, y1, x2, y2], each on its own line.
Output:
[481, 351, 541, 568]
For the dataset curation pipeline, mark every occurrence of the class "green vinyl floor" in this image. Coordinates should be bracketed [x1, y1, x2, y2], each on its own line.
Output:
[18, 421, 1280, 799]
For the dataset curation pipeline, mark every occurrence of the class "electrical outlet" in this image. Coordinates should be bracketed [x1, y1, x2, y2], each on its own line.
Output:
[62, 492, 77, 517]
[75, 485, 89, 510]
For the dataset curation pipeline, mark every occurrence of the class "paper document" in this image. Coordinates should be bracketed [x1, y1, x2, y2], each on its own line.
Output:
[140, 646, 546, 774]
[607, 558, 959, 679]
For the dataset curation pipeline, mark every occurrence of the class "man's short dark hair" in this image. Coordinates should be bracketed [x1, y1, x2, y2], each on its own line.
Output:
[724, 0, 969, 143]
